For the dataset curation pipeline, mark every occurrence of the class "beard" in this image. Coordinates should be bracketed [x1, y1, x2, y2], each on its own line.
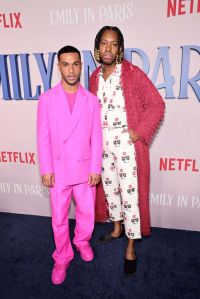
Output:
[100, 58, 116, 65]
[63, 75, 80, 86]
[100, 52, 116, 65]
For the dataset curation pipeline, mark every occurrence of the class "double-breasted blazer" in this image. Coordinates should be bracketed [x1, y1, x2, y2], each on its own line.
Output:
[37, 82, 102, 185]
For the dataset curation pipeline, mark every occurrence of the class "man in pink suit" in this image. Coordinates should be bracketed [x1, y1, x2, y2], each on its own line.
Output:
[37, 45, 102, 285]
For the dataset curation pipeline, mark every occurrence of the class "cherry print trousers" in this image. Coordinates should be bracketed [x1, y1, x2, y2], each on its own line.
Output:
[101, 127, 141, 239]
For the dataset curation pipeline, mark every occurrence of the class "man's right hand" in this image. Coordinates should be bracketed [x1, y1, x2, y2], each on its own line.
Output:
[41, 173, 55, 188]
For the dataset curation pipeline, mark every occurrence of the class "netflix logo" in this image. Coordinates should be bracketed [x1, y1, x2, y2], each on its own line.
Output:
[0, 12, 22, 28]
[0, 151, 35, 165]
[167, 0, 200, 17]
[160, 158, 199, 172]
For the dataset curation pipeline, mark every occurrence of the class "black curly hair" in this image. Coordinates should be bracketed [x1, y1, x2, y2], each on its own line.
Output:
[94, 26, 124, 54]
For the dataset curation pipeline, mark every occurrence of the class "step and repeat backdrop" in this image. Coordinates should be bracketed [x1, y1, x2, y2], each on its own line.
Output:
[0, 0, 199, 231]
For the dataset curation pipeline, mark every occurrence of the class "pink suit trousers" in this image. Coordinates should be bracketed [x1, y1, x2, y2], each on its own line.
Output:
[50, 181, 96, 264]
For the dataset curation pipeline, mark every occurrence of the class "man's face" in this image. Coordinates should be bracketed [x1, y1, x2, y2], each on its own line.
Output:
[99, 30, 120, 66]
[58, 52, 82, 86]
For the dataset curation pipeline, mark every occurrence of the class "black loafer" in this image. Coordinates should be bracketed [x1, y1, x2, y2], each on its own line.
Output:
[99, 230, 125, 243]
[124, 258, 137, 275]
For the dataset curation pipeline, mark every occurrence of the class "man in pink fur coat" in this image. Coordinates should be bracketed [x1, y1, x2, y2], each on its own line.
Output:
[37, 46, 102, 285]
[90, 26, 165, 275]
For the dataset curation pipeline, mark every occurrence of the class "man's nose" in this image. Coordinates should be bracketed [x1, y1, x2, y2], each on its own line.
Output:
[69, 64, 74, 72]
[105, 43, 111, 51]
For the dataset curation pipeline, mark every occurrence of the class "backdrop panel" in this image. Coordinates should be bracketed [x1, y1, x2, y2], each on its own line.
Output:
[0, 0, 199, 231]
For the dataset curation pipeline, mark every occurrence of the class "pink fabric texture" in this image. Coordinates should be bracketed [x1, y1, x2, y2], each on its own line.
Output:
[65, 91, 76, 113]
[89, 60, 165, 237]
[50, 182, 96, 264]
[37, 83, 102, 185]
[37, 82, 102, 263]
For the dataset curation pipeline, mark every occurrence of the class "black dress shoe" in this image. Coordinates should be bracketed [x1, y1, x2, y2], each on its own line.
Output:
[99, 230, 125, 243]
[124, 258, 137, 275]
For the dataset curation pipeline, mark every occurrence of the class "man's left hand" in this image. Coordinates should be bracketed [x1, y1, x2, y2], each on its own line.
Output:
[88, 173, 101, 186]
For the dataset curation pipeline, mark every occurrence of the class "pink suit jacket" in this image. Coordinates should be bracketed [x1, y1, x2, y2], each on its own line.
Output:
[37, 82, 102, 185]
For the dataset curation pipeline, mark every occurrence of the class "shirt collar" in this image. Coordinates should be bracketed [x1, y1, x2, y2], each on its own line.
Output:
[99, 63, 122, 78]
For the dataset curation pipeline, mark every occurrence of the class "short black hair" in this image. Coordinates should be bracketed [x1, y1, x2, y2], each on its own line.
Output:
[94, 26, 124, 54]
[57, 45, 81, 61]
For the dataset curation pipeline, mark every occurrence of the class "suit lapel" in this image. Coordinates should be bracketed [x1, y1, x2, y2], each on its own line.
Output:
[55, 82, 71, 120]
[70, 84, 87, 134]
[55, 83, 87, 142]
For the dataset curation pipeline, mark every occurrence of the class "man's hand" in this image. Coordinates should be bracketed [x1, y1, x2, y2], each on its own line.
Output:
[88, 173, 101, 186]
[41, 173, 55, 188]
[129, 129, 139, 143]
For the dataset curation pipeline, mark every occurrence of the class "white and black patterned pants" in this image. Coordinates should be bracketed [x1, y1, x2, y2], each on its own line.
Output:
[102, 127, 141, 239]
